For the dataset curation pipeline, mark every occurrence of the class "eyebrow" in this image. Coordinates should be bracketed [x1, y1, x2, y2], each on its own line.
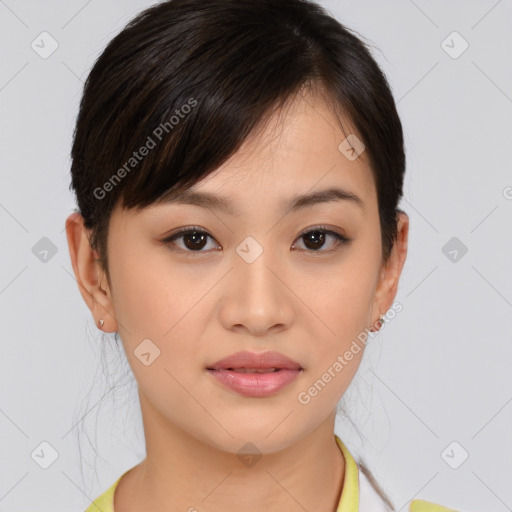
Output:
[159, 186, 364, 215]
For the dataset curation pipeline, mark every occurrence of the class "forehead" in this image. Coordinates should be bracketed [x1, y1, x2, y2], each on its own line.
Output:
[171, 89, 375, 214]
[113, 88, 377, 222]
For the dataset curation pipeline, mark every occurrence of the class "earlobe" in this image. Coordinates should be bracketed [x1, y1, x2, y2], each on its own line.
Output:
[65, 212, 118, 332]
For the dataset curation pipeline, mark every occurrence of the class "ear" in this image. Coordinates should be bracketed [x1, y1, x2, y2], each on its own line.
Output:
[65, 212, 118, 332]
[370, 211, 409, 329]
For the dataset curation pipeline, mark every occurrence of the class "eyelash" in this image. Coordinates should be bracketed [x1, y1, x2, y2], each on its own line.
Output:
[161, 225, 351, 256]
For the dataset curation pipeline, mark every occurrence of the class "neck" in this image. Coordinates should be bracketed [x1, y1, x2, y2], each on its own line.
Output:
[114, 391, 346, 512]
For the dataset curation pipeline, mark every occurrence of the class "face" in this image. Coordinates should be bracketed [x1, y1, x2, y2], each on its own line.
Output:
[67, 88, 408, 455]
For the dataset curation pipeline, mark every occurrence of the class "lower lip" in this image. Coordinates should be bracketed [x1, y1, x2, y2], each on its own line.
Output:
[207, 368, 302, 397]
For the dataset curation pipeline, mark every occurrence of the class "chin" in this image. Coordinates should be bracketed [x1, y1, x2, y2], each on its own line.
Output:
[199, 424, 304, 457]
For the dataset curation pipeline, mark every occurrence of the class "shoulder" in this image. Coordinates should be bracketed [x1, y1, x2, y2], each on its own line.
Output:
[336, 435, 462, 512]
[359, 472, 463, 511]
[359, 469, 463, 512]
[84, 474, 121, 512]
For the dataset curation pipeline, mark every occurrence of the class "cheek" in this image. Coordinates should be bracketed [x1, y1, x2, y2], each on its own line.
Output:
[109, 238, 195, 331]
[110, 253, 167, 336]
[293, 248, 380, 390]
[303, 254, 378, 334]
[109, 247, 212, 369]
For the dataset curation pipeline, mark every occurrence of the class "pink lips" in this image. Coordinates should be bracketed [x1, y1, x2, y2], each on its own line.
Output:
[206, 350, 303, 397]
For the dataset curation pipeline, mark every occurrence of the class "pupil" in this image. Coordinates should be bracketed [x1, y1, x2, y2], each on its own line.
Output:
[184, 232, 207, 250]
[304, 231, 324, 250]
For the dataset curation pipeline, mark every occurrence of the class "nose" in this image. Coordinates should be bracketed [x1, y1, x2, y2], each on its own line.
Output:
[218, 247, 294, 337]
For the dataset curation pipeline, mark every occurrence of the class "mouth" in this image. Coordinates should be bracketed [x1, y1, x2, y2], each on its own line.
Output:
[208, 367, 288, 373]
[206, 364, 303, 398]
[207, 350, 303, 373]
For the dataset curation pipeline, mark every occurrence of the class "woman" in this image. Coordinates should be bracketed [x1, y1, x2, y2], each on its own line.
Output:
[65, 0, 459, 510]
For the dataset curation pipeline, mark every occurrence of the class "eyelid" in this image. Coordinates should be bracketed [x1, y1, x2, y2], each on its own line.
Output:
[161, 225, 211, 243]
[296, 224, 349, 240]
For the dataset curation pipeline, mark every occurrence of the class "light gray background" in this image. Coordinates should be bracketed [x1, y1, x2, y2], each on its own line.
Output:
[1, 1, 511, 511]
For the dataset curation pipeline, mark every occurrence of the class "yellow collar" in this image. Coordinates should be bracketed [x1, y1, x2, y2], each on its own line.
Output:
[334, 434, 359, 511]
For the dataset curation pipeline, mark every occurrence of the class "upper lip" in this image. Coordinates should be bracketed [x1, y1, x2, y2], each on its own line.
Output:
[207, 350, 302, 371]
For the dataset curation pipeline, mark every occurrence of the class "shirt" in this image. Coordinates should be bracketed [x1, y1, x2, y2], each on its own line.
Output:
[84, 435, 460, 512]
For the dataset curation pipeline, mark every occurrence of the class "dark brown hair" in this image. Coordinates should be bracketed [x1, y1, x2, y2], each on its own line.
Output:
[69, 0, 403, 507]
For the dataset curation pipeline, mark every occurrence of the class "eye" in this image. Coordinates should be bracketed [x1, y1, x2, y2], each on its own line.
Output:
[161, 224, 351, 255]
[292, 225, 351, 253]
[162, 226, 219, 254]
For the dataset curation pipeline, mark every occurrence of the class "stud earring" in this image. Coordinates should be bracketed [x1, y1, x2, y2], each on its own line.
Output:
[369, 314, 385, 333]
[98, 319, 104, 328]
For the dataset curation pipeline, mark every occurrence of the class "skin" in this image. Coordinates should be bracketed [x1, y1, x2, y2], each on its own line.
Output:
[66, 87, 408, 512]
